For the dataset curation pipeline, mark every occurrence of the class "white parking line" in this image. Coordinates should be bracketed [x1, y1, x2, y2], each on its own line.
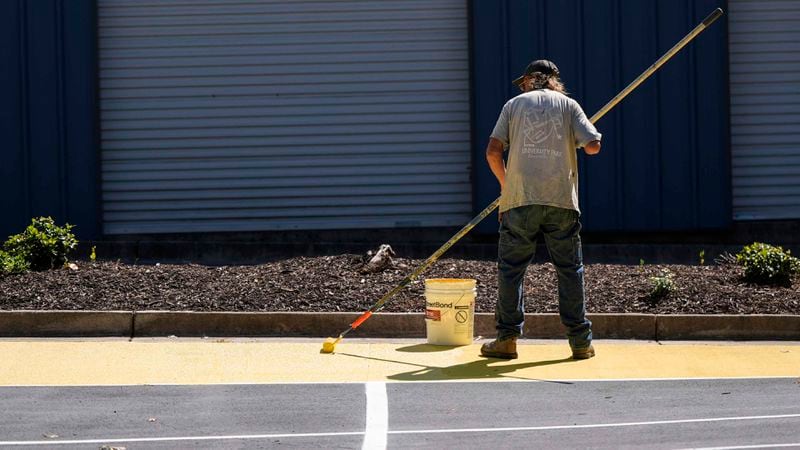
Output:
[0, 375, 800, 389]
[678, 444, 800, 450]
[0, 413, 797, 446]
[362, 381, 388, 450]
[0, 375, 796, 388]
[386, 413, 800, 435]
[0, 431, 364, 446]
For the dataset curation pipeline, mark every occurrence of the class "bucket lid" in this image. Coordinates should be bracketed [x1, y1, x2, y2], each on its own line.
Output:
[424, 278, 476, 290]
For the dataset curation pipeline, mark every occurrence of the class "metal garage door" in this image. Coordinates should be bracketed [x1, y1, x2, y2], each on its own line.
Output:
[729, 0, 800, 220]
[98, 0, 472, 234]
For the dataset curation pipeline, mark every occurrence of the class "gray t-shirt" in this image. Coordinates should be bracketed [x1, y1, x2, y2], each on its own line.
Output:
[491, 89, 601, 214]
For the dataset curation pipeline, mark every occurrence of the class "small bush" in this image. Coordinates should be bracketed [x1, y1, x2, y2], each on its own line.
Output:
[2, 217, 78, 272]
[736, 242, 800, 287]
[0, 250, 30, 274]
[649, 270, 675, 300]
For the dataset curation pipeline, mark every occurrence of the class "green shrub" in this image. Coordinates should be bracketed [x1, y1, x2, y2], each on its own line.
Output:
[736, 242, 800, 286]
[649, 270, 675, 300]
[2, 217, 78, 272]
[0, 250, 30, 274]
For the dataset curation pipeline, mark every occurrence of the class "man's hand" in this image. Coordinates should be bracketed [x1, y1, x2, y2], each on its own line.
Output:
[584, 140, 601, 155]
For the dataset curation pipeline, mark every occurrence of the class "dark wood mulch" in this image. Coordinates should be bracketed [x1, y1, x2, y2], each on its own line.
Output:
[1, 255, 798, 314]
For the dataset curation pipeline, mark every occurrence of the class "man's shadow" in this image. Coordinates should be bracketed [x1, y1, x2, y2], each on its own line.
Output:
[337, 344, 578, 383]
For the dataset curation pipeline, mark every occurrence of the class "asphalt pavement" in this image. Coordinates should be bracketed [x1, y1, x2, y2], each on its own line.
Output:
[0, 338, 798, 449]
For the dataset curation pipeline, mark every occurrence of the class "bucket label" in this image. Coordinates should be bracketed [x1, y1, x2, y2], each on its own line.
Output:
[427, 301, 453, 309]
[455, 310, 469, 324]
[425, 309, 441, 321]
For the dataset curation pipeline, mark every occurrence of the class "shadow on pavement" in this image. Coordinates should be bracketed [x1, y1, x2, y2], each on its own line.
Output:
[395, 344, 462, 353]
[336, 351, 577, 383]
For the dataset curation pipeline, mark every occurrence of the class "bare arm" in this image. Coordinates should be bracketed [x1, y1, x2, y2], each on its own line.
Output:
[584, 140, 601, 155]
[485, 138, 506, 191]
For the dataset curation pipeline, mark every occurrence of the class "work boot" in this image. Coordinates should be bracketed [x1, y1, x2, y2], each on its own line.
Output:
[480, 336, 518, 359]
[572, 344, 595, 360]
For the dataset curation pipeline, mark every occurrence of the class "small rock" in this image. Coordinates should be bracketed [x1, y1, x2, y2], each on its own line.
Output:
[148, 417, 157, 422]
[67, 263, 78, 271]
[43, 433, 59, 439]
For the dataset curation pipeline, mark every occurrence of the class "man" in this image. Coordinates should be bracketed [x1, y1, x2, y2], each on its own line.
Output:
[481, 60, 601, 360]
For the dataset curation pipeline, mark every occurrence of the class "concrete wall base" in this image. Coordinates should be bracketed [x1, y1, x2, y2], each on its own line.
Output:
[1, 311, 797, 340]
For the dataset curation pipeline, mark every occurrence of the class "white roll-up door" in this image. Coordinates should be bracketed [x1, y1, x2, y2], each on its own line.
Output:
[729, 0, 800, 220]
[97, 0, 472, 234]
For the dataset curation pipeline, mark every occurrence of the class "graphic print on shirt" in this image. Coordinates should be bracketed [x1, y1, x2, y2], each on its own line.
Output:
[521, 107, 564, 159]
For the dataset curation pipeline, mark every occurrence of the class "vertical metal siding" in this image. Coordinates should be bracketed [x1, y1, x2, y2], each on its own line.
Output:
[0, 0, 99, 241]
[0, 1, 27, 236]
[471, 0, 730, 232]
[98, 0, 472, 234]
[729, 0, 800, 220]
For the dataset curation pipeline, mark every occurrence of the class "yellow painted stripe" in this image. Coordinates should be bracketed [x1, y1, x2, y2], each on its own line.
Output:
[0, 340, 798, 386]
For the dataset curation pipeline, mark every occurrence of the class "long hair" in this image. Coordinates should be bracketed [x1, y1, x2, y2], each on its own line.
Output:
[530, 72, 568, 95]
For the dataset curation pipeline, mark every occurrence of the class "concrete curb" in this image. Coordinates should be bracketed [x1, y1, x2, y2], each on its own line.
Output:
[0, 311, 132, 337]
[1, 311, 798, 340]
[133, 311, 428, 338]
[656, 314, 800, 340]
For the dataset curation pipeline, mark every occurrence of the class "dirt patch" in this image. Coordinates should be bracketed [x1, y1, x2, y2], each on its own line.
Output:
[1, 255, 798, 314]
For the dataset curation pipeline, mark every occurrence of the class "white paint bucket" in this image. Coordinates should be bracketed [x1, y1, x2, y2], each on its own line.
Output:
[424, 278, 476, 346]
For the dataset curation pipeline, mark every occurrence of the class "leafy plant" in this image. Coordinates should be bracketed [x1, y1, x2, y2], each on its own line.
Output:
[0, 250, 30, 275]
[90, 246, 97, 263]
[736, 242, 800, 287]
[699, 249, 705, 266]
[649, 270, 675, 300]
[2, 217, 78, 272]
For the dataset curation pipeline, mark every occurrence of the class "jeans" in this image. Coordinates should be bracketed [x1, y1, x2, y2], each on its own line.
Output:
[496, 204, 592, 349]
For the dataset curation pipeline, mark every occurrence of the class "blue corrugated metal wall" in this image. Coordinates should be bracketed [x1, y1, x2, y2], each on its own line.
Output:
[0, 0, 732, 240]
[0, 0, 99, 241]
[471, 0, 730, 232]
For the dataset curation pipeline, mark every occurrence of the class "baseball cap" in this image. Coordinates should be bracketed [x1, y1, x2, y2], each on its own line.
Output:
[512, 59, 560, 87]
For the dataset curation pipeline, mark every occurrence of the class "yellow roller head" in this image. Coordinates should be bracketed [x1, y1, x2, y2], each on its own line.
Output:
[321, 337, 340, 354]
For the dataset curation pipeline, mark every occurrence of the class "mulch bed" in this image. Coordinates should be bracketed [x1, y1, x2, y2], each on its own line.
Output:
[1, 254, 799, 314]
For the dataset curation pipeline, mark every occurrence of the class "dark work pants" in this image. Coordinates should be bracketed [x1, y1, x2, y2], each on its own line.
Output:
[496, 204, 592, 349]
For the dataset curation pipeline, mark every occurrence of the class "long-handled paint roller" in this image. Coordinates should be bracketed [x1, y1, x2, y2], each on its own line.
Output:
[322, 7, 724, 354]
[321, 204, 500, 353]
